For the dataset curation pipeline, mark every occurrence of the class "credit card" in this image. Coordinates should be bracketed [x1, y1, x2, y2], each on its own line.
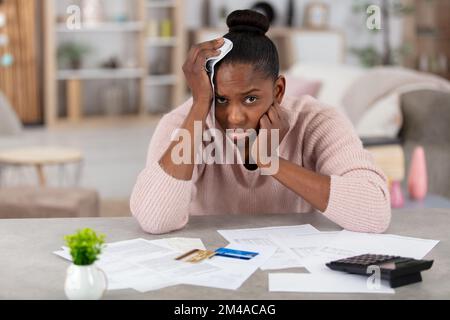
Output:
[214, 248, 259, 260]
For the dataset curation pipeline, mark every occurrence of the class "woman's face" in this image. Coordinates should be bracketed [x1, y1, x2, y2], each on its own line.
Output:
[214, 63, 285, 136]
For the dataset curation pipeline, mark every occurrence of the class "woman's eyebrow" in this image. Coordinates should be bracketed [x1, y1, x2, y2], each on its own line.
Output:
[241, 88, 261, 95]
[215, 88, 261, 97]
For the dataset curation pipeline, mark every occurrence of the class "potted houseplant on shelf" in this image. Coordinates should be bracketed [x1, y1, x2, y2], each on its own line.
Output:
[64, 228, 107, 300]
[57, 42, 91, 70]
[351, 0, 414, 66]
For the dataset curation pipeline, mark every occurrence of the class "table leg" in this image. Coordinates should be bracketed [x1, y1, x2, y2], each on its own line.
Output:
[36, 164, 47, 187]
[74, 161, 83, 186]
[58, 164, 66, 186]
[67, 78, 83, 122]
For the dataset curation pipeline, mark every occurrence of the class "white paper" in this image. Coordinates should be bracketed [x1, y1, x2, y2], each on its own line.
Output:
[302, 230, 439, 274]
[55, 243, 176, 291]
[150, 237, 206, 252]
[62, 237, 205, 253]
[54, 249, 136, 290]
[269, 232, 340, 270]
[269, 273, 395, 294]
[54, 238, 218, 293]
[218, 225, 320, 245]
[218, 225, 320, 270]
[54, 229, 439, 294]
[259, 249, 305, 271]
[181, 244, 277, 290]
[97, 255, 169, 291]
[53, 249, 72, 261]
[55, 239, 180, 291]
[269, 230, 439, 294]
[102, 238, 173, 262]
[114, 270, 177, 292]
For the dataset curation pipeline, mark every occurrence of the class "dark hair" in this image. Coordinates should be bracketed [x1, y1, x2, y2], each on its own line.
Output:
[217, 9, 279, 80]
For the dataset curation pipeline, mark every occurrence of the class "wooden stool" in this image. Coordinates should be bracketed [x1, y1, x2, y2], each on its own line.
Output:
[0, 146, 83, 187]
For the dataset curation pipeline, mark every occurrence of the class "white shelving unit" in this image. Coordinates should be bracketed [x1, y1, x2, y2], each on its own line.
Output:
[56, 68, 146, 80]
[146, 37, 178, 46]
[55, 21, 145, 33]
[146, 74, 177, 86]
[43, 0, 186, 126]
[144, 0, 186, 113]
[145, 0, 177, 9]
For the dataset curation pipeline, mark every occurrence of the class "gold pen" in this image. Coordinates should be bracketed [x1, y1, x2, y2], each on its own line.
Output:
[175, 249, 198, 261]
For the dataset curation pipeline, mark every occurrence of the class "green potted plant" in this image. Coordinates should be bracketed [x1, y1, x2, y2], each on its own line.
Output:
[57, 42, 91, 70]
[64, 228, 107, 300]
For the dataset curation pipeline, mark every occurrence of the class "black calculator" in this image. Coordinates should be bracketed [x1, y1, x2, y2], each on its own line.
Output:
[326, 254, 434, 288]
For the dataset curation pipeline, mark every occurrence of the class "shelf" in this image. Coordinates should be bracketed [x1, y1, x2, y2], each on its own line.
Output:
[146, 1, 176, 8]
[56, 22, 145, 33]
[44, 0, 186, 126]
[146, 74, 177, 86]
[196, 27, 341, 38]
[146, 37, 177, 46]
[57, 68, 145, 80]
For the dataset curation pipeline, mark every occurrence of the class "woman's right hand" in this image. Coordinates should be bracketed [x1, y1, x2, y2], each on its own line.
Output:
[183, 38, 224, 107]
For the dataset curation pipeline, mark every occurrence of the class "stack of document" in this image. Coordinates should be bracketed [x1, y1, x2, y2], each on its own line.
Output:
[218, 225, 439, 294]
[218, 224, 320, 270]
[54, 237, 276, 292]
[54, 225, 439, 294]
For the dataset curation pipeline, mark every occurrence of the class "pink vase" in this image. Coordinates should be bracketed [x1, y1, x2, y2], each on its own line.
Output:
[390, 181, 404, 208]
[408, 146, 428, 201]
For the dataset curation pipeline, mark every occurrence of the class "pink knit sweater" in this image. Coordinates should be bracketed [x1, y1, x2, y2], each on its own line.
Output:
[130, 95, 391, 234]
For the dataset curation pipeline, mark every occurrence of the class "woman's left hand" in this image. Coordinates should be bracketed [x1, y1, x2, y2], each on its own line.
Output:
[250, 100, 289, 169]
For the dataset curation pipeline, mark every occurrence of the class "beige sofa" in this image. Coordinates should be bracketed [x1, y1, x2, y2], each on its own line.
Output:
[287, 63, 450, 139]
[288, 63, 450, 199]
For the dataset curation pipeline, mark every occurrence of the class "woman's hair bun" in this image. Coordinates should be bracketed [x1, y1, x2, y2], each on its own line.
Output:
[227, 10, 270, 36]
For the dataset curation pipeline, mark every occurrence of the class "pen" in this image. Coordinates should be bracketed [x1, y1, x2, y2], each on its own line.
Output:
[175, 249, 198, 261]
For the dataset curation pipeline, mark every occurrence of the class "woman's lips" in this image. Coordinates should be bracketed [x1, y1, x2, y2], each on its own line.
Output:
[227, 129, 257, 141]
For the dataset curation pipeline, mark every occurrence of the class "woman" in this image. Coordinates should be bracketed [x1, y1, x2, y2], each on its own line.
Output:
[130, 10, 391, 234]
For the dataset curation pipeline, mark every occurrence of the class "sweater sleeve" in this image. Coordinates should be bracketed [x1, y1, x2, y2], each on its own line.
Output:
[303, 107, 391, 233]
[130, 101, 195, 234]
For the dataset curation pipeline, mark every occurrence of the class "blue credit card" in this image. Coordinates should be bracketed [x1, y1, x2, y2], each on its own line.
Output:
[214, 247, 259, 260]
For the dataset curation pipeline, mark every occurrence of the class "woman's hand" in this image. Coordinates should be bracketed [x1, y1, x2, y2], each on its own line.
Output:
[250, 100, 289, 169]
[183, 38, 224, 108]
[159, 38, 225, 181]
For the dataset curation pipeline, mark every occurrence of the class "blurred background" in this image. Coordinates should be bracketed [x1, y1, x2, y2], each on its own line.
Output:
[0, 0, 449, 219]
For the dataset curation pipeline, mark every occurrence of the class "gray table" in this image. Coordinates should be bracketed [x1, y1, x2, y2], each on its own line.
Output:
[403, 194, 450, 209]
[1, 209, 449, 300]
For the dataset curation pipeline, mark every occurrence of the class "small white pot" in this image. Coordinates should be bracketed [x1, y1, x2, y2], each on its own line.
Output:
[64, 264, 107, 300]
